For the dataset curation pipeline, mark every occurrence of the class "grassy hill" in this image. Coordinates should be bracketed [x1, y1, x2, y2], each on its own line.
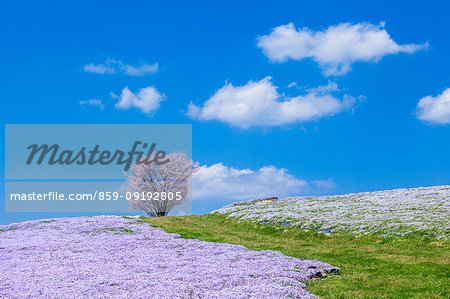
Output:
[147, 214, 449, 298]
[147, 186, 449, 298]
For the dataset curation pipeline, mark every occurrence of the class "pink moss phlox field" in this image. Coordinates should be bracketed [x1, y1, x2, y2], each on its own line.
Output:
[213, 186, 450, 239]
[0, 216, 339, 298]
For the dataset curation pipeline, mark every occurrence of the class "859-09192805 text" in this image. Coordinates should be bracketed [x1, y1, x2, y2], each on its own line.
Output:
[9, 191, 182, 201]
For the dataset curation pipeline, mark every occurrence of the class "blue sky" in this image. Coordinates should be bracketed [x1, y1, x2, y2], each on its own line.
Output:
[1, 0, 450, 224]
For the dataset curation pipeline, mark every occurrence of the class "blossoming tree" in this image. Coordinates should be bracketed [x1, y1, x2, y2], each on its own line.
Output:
[126, 152, 198, 217]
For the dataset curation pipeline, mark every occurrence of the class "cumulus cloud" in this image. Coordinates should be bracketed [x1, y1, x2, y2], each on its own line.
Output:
[83, 59, 159, 76]
[192, 163, 308, 201]
[187, 77, 356, 128]
[79, 99, 105, 110]
[416, 88, 450, 124]
[257, 22, 428, 76]
[112, 86, 165, 115]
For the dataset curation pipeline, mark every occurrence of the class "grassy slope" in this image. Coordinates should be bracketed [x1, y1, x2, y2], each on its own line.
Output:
[144, 214, 449, 299]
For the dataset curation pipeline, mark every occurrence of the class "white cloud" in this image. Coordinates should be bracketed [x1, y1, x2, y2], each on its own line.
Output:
[416, 88, 450, 124]
[192, 163, 308, 201]
[83, 59, 159, 76]
[112, 86, 165, 115]
[257, 22, 428, 76]
[79, 99, 105, 110]
[121, 63, 159, 76]
[83, 64, 116, 74]
[312, 179, 336, 189]
[187, 77, 356, 128]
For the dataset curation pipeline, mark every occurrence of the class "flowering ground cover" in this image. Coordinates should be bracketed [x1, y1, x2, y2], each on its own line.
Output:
[213, 185, 450, 239]
[0, 216, 339, 298]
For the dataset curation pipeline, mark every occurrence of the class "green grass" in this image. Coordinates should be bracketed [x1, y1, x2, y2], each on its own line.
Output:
[143, 214, 449, 298]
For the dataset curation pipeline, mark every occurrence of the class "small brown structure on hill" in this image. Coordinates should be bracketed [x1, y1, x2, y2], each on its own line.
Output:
[254, 197, 278, 204]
